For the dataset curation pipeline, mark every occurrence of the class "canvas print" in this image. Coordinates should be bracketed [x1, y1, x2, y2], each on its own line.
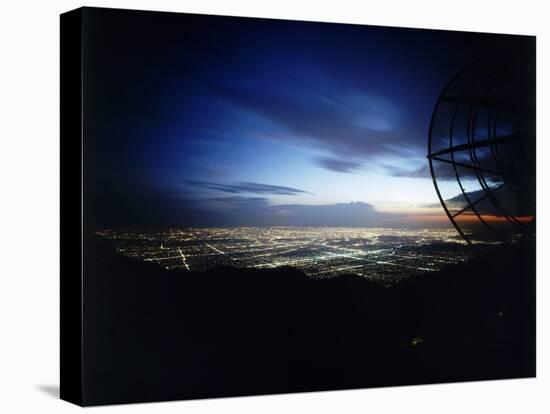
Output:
[60, 7, 535, 406]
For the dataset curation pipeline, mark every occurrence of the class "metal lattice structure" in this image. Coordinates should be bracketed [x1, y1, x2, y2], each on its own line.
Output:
[428, 57, 535, 244]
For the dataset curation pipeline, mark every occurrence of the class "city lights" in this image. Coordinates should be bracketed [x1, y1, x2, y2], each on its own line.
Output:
[96, 227, 475, 285]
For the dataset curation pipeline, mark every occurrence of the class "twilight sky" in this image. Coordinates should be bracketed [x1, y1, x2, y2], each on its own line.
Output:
[83, 8, 532, 228]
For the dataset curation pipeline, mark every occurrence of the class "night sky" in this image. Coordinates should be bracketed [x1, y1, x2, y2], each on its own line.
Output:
[82, 7, 532, 229]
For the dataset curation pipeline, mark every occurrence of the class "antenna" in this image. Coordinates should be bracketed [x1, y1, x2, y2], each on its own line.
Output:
[427, 56, 535, 244]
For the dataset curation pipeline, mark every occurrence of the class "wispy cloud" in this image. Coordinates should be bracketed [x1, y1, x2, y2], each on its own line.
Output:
[213, 80, 424, 163]
[186, 180, 312, 196]
[314, 156, 362, 173]
[385, 164, 430, 178]
[205, 196, 269, 203]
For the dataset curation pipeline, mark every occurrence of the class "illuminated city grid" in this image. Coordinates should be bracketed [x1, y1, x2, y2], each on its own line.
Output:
[96, 227, 476, 284]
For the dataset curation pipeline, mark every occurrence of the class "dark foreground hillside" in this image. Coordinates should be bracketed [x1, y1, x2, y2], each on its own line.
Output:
[82, 235, 535, 405]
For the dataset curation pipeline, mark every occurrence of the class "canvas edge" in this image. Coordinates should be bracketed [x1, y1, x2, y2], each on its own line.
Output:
[60, 7, 85, 407]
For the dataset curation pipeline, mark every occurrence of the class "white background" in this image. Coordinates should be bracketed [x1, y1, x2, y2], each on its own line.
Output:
[0, 0, 548, 412]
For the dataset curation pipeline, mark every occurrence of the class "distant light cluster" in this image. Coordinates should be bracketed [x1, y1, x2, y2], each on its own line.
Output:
[96, 227, 474, 284]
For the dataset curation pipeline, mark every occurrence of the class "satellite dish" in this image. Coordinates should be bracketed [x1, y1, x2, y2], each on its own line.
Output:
[428, 55, 535, 244]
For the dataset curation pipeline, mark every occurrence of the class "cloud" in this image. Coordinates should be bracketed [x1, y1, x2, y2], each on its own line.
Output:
[386, 164, 430, 178]
[269, 201, 385, 227]
[205, 196, 269, 203]
[186, 180, 311, 196]
[314, 156, 362, 173]
[181, 199, 446, 228]
[212, 81, 424, 163]
[422, 183, 532, 218]
[176, 198, 395, 227]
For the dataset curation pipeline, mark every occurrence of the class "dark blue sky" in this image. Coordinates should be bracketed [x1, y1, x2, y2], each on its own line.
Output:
[82, 7, 532, 228]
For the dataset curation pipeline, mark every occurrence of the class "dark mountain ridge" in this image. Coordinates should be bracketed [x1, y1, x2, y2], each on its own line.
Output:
[81, 235, 535, 405]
